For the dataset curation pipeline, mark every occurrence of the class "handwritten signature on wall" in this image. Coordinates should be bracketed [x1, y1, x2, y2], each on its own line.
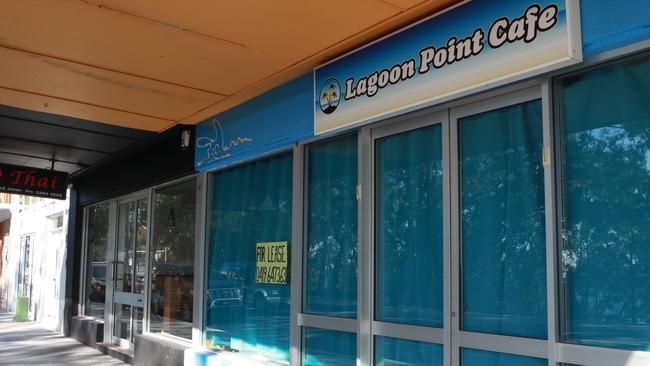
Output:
[196, 119, 253, 165]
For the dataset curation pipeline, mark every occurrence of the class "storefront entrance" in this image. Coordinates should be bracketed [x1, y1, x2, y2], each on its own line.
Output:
[366, 86, 547, 365]
[111, 196, 148, 347]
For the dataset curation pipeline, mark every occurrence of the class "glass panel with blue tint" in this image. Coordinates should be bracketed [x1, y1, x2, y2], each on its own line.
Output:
[306, 134, 358, 318]
[559, 55, 650, 350]
[461, 348, 546, 366]
[375, 125, 444, 327]
[460, 100, 547, 339]
[204, 153, 292, 364]
[304, 328, 357, 366]
[374, 336, 443, 366]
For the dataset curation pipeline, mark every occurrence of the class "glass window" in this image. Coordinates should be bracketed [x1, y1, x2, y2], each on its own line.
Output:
[460, 100, 547, 339]
[374, 336, 443, 366]
[461, 348, 546, 366]
[375, 125, 444, 327]
[559, 55, 650, 350]
[84, 203, 109, 319]
[306, 134, 358, 318]
[303, 328, 356, 366]
[204, 153, 292, 364]
[149, 179, 197, 339]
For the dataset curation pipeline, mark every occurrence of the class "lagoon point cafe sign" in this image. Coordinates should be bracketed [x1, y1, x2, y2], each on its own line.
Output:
[314, 0, 581, 134]
[0, 163, 68, 200]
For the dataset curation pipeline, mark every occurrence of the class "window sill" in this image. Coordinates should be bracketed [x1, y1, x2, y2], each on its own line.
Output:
[184, 347, 289, 366]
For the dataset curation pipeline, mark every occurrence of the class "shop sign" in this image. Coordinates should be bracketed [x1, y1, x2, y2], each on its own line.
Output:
[0, 163, 67, 200]
[256, 241, 289, 285]
[314, 0, 582, 134]
[194, 74, 313, 172]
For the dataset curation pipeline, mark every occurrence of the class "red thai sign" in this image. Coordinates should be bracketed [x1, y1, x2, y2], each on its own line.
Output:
[0, 163, 68, 200]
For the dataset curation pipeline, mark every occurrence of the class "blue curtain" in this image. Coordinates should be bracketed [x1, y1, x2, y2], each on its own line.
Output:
[375, 125, 443, 327]
[304, 328, 357, 366]
[461, 348, 546, 366]
[204, 152, 293, 364]
[559, 55, 650, 350]
[375, 336, 443, 366]
[460, 100, 547, 339]
[306, 134, 358, 318]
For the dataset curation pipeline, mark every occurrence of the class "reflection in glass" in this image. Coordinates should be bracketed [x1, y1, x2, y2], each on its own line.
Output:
[149, 179, 197, 339]
[135, 200, 147, 295]
[375, 125, 443, 327]
[375, 336, 443, 366]
[205, 153, 292, 364]
[303, 328, 356, 366]
[84, 203, 109, 319]
[115, 201, 135, 293]
[460, 100, 547, 339]
[559, 56, 650, 350]
[306, 135, 358, 318]
[114, 303, 132, 340]
[461, 348, 546, 366]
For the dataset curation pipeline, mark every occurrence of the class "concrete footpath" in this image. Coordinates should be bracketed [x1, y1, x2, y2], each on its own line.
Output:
[0, 311, 127, 366]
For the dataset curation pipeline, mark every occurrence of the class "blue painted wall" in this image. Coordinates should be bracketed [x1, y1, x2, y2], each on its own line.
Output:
[582, 0, 650, 58]
[194, 1, 650, 174]
[195, 73, 313, 172]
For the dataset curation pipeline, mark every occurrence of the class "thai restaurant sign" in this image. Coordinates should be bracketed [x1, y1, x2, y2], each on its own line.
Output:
[0, 163, 68, 200]
[314, 0, 582, 134]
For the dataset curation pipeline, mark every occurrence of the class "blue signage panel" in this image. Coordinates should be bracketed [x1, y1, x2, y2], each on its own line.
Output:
[195, 74, 313, 172]
[314, 0, 581, 134]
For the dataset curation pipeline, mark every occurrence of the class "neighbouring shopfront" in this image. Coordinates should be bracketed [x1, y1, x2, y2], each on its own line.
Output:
[68, 1, 650, 366]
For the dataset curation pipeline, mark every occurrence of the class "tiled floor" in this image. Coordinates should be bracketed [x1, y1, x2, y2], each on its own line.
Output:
[0, 312, 126, 366]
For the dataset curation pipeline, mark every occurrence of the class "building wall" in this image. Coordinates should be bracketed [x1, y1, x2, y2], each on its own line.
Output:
[0, 195, 69, 331]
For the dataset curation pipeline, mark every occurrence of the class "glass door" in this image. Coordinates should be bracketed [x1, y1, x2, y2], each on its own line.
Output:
[449, 88, 549, 366]
[113, 198, 148, 346]
[371, 110, 449, 366]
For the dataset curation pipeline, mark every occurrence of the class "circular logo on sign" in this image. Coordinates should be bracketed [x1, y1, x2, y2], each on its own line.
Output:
[319, 78, 341, 115]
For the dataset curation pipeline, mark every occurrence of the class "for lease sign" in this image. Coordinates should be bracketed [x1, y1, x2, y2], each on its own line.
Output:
[256, 241, 289, 285]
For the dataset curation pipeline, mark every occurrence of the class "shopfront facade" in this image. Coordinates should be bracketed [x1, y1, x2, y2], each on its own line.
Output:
[68, 1, 650, 365]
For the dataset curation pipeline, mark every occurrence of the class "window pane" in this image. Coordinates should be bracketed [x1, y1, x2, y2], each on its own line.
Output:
[205, 153, 292, 364]
[460, 100, 547, 339]
[375, 125, 443, 327]
[461, 348, 546, 366]
[375, 336, 443, 366]
[306, 135, 358, 318]
[304, 328, 356, 366]
[84, 203, 109, 319]
[559, 56, 650, 350]
[149, 179, 196, 339]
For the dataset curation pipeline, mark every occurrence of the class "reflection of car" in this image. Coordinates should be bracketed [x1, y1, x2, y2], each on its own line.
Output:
[206, 275, 245, 328]
[89, 262, 106, 301]
[218, 261, 289, 309]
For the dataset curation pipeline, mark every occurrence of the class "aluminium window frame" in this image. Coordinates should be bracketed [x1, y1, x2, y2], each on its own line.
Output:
[549, 46, 650, 366]
[143, 173, 200, 345]
[199, 146, 296, 362]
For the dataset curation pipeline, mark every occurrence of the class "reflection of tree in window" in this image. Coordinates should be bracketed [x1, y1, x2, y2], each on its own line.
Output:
[306, 135, 358, 318]
[559, 57, 650, 349]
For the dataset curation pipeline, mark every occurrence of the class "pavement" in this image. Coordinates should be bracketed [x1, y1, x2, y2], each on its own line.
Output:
[0, 311, 127, 366]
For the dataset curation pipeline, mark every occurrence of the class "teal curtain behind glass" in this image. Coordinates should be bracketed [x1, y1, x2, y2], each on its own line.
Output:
[304, 328, 357, 366]
[375, 125, 444, 327]
[460, 100, 547, 339]
[560, 55, 650, 350]
[205, 152, 292, 364]
[375, 336, 443, 366]
[461, 348, 546, 366]
[306, 134, 358, 318]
